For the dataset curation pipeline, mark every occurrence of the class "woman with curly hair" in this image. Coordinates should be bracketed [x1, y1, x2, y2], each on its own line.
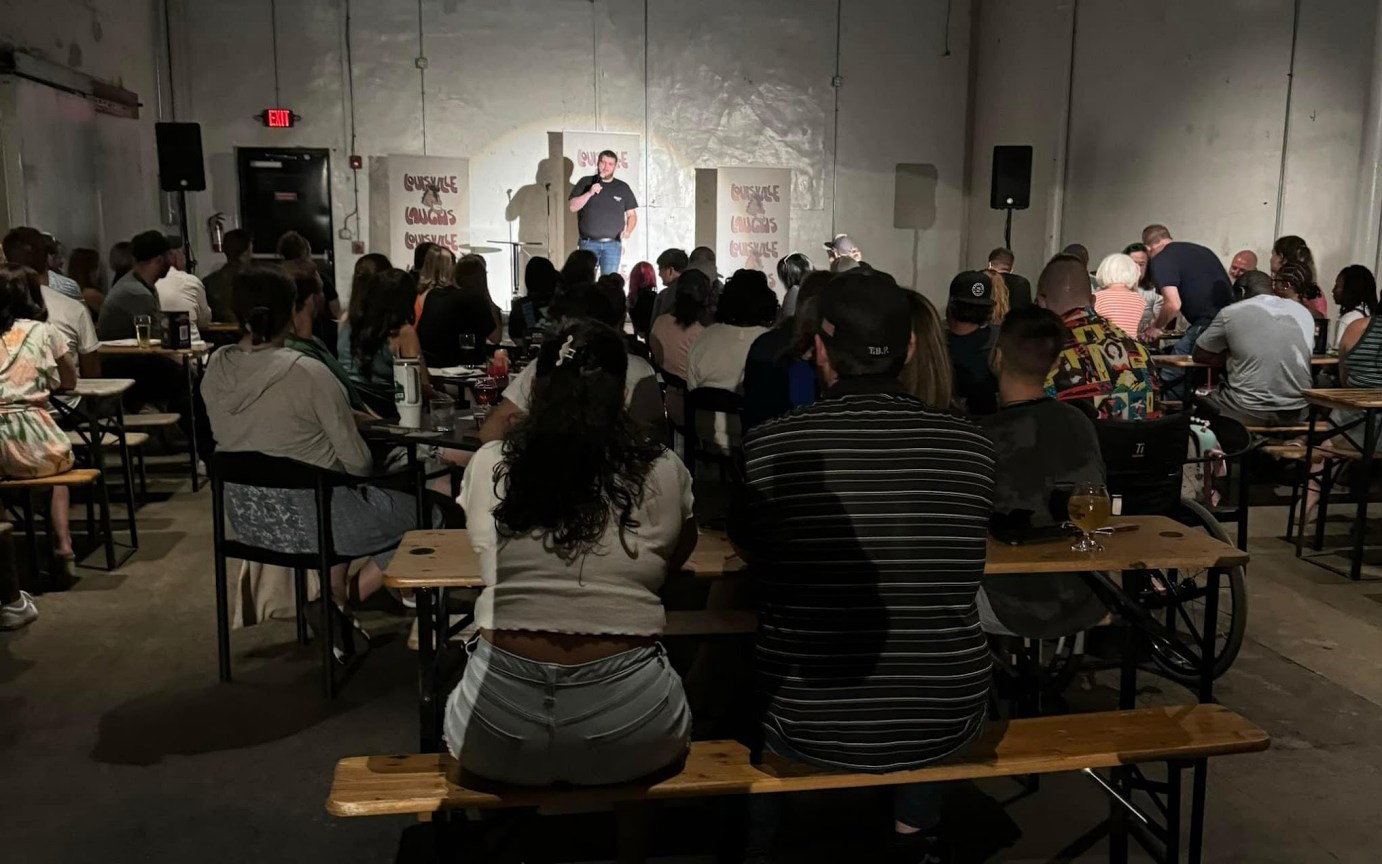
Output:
[444, 318, 696, 784]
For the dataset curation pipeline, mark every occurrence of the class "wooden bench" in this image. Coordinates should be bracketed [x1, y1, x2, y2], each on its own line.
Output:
[0, 468, 116, 572]
[327, 704, 1269, 861]
[1261, 442, 1362, 461]
[121, 412, 180, 430]
[1244, 425, 1313, 435]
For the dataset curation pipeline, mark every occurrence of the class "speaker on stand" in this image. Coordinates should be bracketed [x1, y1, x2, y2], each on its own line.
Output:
[990, 145, 1033, 251]
[155, 122, 207, 273]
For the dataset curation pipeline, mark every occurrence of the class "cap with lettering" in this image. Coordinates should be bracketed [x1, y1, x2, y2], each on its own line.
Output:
[817, 269, 911, 373]
[948, 270, 994, 306]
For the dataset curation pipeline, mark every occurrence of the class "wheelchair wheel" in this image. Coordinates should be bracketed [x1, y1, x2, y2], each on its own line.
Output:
[1138, 498, 1248, 684]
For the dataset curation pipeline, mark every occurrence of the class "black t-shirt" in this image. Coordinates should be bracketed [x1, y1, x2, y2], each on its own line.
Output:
[416, 287, 497, 368]
[1004, 273, 1033, 311]
[1147, 241, 1231, 326]
[979, 398, 1109, 638]
[948, 326, 998, 415]
[569, 175, 637, 240]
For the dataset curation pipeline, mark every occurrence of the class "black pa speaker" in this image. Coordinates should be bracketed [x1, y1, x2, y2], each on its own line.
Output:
[155, 122, 207, 192]
[990, 145, 1033, 210]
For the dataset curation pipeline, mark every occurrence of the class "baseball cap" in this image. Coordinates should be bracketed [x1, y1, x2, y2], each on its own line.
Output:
[823, 233, 859, 256]
[164, 234, 184, 250]
[130, 230, 171, 262]
[817, 269, 911, 370]
[949, 270, 995, 306]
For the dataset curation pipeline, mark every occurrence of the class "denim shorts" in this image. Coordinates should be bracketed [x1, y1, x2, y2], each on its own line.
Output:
[443, 636, 691, 786]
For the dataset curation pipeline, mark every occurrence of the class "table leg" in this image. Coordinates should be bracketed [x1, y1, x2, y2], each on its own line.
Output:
[114, 400, 138, 550]
[1199, 569, 1220, 704]
[1119, 599, 1138, 710]
[1296, 409, 1320, 558]
[1188, 759, 1208, 864]
[186, 358, 200, 492]
[1350, 410, 1377, 582]
[408, 444, 428, 529]
[418, 587, 438, 751]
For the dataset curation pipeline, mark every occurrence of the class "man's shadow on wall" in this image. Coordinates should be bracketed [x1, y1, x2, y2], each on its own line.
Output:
[505, 157, 575, 288]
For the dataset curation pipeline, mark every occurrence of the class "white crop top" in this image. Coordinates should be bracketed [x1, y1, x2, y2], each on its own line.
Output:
[459, 440, 694, 636]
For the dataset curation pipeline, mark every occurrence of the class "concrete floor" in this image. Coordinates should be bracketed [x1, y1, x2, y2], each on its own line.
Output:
[4, 477, 1382, 863]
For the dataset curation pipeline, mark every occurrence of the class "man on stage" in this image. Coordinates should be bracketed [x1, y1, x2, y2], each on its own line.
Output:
[568, 150, 638, 277]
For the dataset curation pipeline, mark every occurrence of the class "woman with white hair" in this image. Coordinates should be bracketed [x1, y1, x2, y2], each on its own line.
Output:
[1094, 252, 1149, 338]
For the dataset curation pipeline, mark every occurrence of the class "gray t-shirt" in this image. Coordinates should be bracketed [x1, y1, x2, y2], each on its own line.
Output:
[1195, 294, 1315, 413]
[97, 270, 162, 341]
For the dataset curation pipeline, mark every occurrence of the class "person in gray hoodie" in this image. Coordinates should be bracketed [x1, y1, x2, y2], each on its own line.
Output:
[202, 266, 420, 660]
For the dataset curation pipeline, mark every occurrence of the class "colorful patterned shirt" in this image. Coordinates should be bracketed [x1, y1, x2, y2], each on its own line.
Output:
[1045, 307, 1161, 420]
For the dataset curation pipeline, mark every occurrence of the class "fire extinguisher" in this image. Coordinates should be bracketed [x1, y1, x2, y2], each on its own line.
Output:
[207, 212, 226, 253]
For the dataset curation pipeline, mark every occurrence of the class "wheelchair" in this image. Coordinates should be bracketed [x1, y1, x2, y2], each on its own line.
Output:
[1094, 409, 1251, 685]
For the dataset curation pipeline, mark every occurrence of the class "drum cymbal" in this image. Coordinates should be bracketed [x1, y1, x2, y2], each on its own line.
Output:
[458, 245, 502, 254]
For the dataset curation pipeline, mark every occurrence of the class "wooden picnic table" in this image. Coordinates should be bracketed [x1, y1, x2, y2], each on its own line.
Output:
[1151, 354, 1338, 368]
[1296, 388, 1382, 580]
[96, 340, 212, 358]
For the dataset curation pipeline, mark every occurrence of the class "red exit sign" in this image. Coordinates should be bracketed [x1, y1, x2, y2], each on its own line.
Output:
[257, 108, 297, 128]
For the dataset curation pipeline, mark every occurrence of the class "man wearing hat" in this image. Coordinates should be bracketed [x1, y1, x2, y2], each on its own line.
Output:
[822, 233, 863, 264]
[98, 230, 172, 342]
[946, 269, 999, 415]
[730, 269, 994, 862]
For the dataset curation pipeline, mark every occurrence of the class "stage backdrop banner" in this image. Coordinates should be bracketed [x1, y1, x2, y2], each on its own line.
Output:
[548, 131, 642, 274]
[695, 167, 791, 288]
[375, 155, 471, 268]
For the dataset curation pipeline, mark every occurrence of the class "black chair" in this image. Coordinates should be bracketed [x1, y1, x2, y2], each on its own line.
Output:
[654, 366, 689, 460]
[1094, 412, 1191, 516]
[210, 452, 400, 698]
[683, 387, 745, 483]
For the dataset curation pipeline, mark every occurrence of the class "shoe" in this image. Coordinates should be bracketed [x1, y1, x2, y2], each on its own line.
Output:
[886, 831, 950, 864]
[0, 591, 38, 631]
[306, 599, 356, 664]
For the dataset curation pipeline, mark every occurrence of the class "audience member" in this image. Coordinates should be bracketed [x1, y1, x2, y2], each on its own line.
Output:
[1332, 265, 1377, 351]
[987, 247, 1032, 310]
[446, 318, 693, 784]
[1061, 243, 1090, 271]
[203, 228, 251, 323]
[648, 247, 689, 323]
[0, 264, 79, 590]
[108, 241, 135, 284]
[899, 289, 954, 408]
[626, 260, 658, 337]
[2, 229, 99, 378]
[480, 283, 666, 445]
[96, 230, 170, 341]
[1229, 249, 1258, 283]
[339, 268, 428, 418]
[1270, 234, 1326, 318]
[829, 256, 860, 274]
[987, 268, 1012, 325]
[1039, 254, 1161, 420]
[742, 270, 829, 429]
[946, 270, 999, 415]
[279, 230, 341, 346]
[979, 306, 1109, 639]
[1192, 268, 1313, 427]
[775, 252, 813, 317]
[40, 234, 81, 301]
[203, 265, 424, 661]
[560, 248, 599, 288]
[595, 273, 628, 328]
[686, 269, 778, 451]
[686, 246, 721, 297]
[155, 235, 213, 342]
[731, 270, 993, 862]
[66, 247, 106, 318]
[284, 265, 369, 415]
[1142, 223, 1232, 348]
[1122, 242, 1162, 337]
[411, 244, 456, 326]
[649, 268, 712, 381]
[1093, 252, 1148, 337]
[822, 233, 863, 264]
[346, 253, 393, 326]
[1272, 261, 1326, 350]
[509, 256, 559, 345]
[410, 242, 437, 277]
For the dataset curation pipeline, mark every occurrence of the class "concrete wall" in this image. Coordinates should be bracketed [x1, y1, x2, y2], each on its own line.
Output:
[968, 0, 1378, 319]
[169, 0, 973, 307]
[0, 0, 166, 251]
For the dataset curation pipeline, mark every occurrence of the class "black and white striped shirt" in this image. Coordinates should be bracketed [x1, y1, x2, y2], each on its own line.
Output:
[731, 376, 995, 773]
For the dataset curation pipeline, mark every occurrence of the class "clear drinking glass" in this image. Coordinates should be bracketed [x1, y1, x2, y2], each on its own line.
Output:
[134, 314, 153, 349]
[1068, 482, 1111, 552]
[429, 394, 456, 431]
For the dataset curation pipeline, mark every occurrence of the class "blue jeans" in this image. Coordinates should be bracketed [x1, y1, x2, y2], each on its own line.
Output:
[1159, 320, 1208, 387]
[579, 237, 623, 277]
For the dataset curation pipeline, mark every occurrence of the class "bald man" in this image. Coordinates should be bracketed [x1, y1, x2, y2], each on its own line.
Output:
[1037, 254, 1161, 420]
[1228, 250, 1258, 283]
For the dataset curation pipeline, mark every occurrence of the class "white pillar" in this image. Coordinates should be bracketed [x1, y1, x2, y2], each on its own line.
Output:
[1351, 0, 1382, 271]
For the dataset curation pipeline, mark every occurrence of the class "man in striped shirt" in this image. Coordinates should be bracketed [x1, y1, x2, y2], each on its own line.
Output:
[731, 270, 995, 863]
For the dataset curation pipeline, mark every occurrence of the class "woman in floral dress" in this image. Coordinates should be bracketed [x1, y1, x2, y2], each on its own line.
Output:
[0, 264, 78, 585]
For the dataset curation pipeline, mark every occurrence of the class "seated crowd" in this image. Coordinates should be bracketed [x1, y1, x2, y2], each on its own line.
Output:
[1, 215, 1375, 861]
